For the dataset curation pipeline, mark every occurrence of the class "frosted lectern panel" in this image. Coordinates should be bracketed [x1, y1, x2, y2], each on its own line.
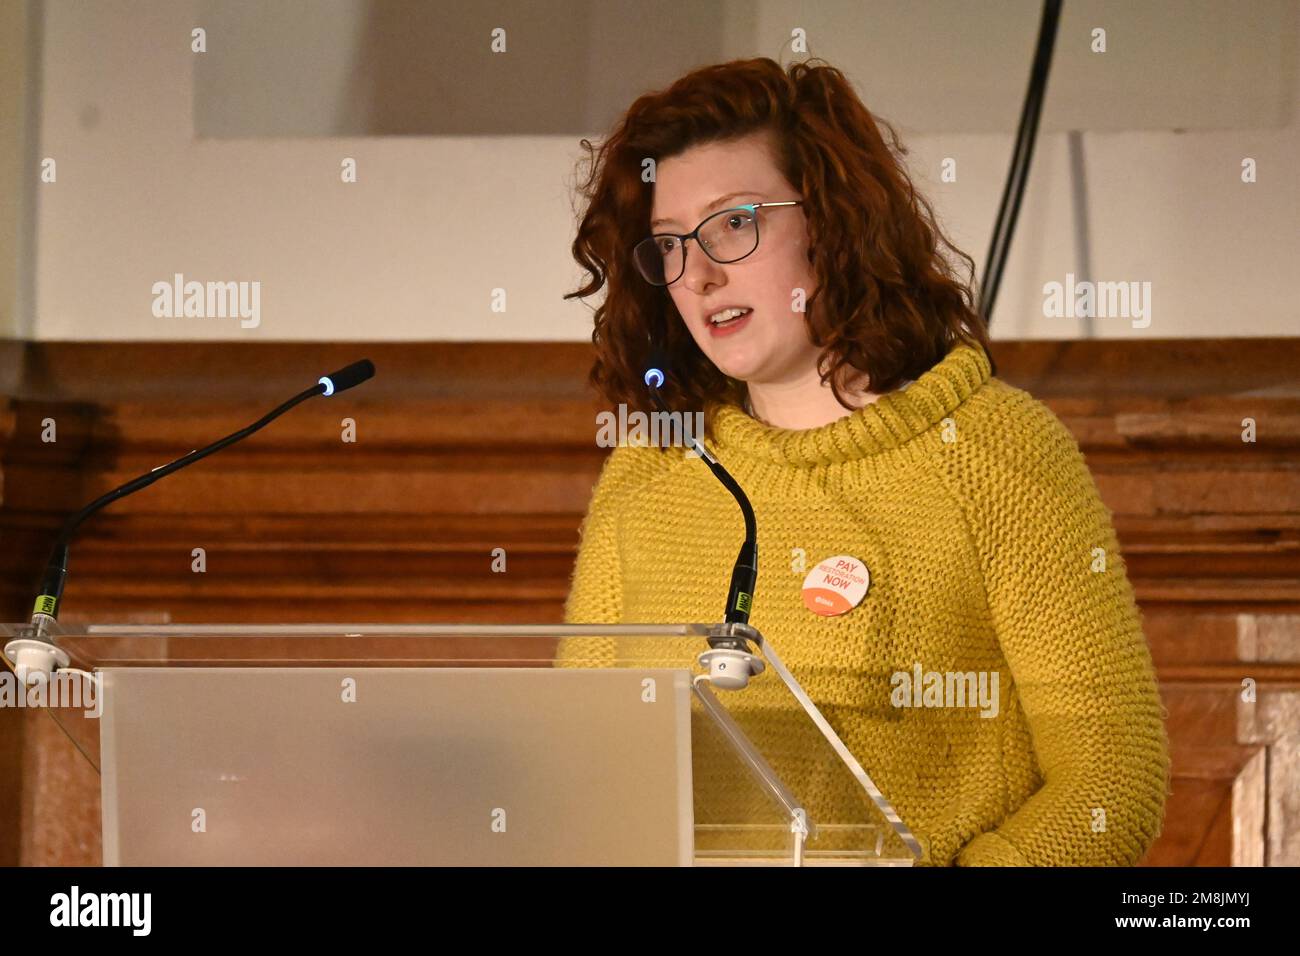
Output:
[100, 667, 693, 866]
[1, 621, 922, 865]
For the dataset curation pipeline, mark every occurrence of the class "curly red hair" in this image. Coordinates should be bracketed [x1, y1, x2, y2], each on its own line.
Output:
[565, 57, 995, 435]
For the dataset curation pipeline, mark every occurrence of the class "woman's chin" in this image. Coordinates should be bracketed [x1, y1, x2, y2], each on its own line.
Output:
[707, 350, 764, 383]
[715, 363, 758, 384]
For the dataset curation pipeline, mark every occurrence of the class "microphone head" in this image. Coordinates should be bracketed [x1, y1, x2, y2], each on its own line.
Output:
[643, 345, 669, 391]
[319, 359, 376, 396]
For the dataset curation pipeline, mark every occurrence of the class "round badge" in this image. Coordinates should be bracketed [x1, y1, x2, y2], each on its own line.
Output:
[801, 554, 871, 616]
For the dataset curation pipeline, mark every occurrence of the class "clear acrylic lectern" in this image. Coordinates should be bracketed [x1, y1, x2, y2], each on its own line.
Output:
[1, 620, 922, 867]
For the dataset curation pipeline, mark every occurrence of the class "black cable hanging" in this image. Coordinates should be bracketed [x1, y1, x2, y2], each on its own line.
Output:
[979, 0, 1064, 329]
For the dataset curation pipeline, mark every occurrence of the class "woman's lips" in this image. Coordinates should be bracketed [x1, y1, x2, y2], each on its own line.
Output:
[708, 308, 752, 338]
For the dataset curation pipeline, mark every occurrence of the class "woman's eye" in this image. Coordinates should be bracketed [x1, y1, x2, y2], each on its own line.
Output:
[726, 214, 754, 231]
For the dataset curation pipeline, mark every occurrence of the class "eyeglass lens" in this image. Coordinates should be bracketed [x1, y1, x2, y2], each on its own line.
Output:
[635, 207, 759, 285]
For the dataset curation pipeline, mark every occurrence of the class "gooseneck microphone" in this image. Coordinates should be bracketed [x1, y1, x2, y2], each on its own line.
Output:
[5, 359, 375, 680]
[643, 348, 758, 626]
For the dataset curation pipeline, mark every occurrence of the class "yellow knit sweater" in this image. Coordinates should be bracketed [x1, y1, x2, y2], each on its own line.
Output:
[561, 341, 1170, 866]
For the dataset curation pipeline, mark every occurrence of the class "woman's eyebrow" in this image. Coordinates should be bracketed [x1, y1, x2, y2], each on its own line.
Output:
[650, 190, 765, 229]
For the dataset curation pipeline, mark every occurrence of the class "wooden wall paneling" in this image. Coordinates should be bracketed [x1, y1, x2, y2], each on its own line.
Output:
[0, 338, 1296, 866]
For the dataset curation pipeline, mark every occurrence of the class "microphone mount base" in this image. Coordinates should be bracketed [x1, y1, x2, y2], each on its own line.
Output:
[3, 636, 71, 684]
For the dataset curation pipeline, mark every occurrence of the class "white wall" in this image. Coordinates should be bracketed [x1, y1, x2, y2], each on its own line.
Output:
[5, 0, 1297, 342]
[0, 0, 35, 346]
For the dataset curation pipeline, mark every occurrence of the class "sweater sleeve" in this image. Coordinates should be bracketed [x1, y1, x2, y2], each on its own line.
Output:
[562, 449, 627, 626]
[556, 445, 661, 668]
[948, 390, 1170, 866]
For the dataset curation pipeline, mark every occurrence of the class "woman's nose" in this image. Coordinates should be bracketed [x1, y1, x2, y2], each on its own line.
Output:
[681, 242, 727, 294]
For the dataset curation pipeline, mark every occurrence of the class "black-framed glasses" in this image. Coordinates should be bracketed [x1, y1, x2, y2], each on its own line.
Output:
[632, 200, 803, 286]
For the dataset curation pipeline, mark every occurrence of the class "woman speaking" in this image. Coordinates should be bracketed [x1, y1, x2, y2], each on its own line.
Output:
[560, 57, 1169, 866]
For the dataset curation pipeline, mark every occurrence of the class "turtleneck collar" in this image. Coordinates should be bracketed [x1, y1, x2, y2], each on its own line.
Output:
[710, 341, 993, 467]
